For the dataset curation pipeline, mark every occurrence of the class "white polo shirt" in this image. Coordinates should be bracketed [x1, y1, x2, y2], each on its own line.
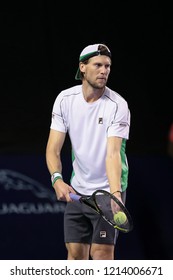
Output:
[50, 85, 130, 195]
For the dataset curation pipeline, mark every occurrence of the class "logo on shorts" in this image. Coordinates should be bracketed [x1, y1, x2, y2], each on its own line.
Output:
[100, 231, 106, 238]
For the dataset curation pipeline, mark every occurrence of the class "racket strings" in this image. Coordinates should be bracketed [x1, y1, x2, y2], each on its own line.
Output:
[94, 193, 130, 230]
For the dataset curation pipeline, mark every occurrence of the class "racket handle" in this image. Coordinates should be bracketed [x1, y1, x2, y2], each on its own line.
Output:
[69, 193, 81, 201]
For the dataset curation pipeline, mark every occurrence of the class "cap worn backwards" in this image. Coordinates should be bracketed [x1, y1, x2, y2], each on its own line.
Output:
[75, 43, 111, 80]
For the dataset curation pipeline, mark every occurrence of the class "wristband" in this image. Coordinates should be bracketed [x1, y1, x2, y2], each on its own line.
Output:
[51, 171, 62, 187]
[51, 172, 62, 183]
[52, 176, 63, 187]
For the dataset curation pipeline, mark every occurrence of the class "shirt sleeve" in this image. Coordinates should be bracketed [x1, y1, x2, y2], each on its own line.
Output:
[107, 100, 130, 139]
[50, 93, 68, 133]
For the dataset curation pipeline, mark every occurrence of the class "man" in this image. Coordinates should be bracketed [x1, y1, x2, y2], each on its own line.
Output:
[46, 43, 130, 260]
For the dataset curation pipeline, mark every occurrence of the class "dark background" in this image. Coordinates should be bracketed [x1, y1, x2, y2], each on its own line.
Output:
[1, 1, 173, 260]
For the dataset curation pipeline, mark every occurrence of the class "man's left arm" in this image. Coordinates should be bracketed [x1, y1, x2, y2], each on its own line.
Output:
[106, 136, 123, 201]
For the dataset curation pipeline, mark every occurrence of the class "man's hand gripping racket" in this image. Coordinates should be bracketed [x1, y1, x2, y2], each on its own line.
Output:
[69, 190, 133, 233]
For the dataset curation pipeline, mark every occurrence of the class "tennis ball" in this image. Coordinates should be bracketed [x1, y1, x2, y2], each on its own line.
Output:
[113, 211, 127, 225]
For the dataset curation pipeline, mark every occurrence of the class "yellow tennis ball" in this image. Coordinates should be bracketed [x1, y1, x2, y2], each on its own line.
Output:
[113, 211, 127, 225]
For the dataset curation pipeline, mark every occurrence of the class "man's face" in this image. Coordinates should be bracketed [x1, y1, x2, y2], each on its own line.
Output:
[80, 55, 111, 89]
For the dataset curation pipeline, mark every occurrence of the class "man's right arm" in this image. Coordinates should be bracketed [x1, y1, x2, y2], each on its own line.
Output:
[46, 129, 74, 201]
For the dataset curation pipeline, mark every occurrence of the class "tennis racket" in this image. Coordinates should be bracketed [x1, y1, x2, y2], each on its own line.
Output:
[69, 189, 133, 233]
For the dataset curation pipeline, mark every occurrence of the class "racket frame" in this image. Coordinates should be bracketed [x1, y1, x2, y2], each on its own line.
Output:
[92, 190, 133, 233]
[70, 190, 133, 233]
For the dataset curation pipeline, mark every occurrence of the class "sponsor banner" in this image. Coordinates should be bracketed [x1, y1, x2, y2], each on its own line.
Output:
[0, 155, 69, 259]
[0, 168, 66, 215]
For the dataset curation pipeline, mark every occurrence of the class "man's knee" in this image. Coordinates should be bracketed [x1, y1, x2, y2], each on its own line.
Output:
[90, 244, 114, 260]
[66, 242, 90, 260]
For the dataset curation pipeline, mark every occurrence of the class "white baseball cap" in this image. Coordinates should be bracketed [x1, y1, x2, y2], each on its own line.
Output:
[75, 43, 111, 80]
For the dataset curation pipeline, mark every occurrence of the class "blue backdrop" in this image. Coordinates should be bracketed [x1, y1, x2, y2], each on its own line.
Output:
[0, 154, 173, 260]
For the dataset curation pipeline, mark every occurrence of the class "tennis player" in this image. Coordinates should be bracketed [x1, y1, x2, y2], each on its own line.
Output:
[46, 43, 131, 260]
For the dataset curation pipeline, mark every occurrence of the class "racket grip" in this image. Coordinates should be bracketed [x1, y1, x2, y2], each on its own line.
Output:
[69, 193, 81, 201]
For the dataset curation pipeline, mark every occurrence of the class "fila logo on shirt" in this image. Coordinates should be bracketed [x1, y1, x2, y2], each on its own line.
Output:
[98, 117, 103, 124]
